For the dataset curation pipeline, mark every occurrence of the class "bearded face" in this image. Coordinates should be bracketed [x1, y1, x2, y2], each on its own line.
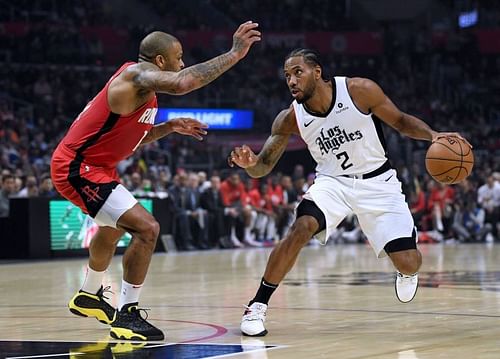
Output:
[284, 56, 320, 104]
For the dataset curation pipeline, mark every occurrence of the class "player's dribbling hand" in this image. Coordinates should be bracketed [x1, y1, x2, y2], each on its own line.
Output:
[228, 145, 258, 168]
[168, 118, 208, 140]
[230, 21, 261, 60]
[432, 132, 473, 148]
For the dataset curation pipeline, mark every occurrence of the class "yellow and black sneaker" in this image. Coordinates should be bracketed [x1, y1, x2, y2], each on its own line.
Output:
[68, 285, 117, 325]
[110, 303, 164, 341]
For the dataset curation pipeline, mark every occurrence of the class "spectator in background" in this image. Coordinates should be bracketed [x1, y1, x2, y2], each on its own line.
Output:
[129, 172, 143, 194]
[0, 174, 16, 217]
[452, 200, 493, 242]
[267, 175, 283, 212]
[303, 173, 315, 193]
[428, 182, 455, 238]
[187, 172, 209, 249]
[410, 182, 428, 230]
[248, 182, 276, 245]
[278, 175, 297, 238]
[292, 176, 305, 201]
[219, 172, 254, 247]
[168, 172, 198, 251]
[38, 173, 56, 197]
[292, 164, 304, 181]
[149, 156, 171, 184]
[200, 175, 233, 248]
[155, 170, 170, 195]
[17, 175, 39, 197]
[197, 171, 211, 192]
[13, 176, 23, 194]
[135, 178, 153, 197]
[477, 175, 500, 239]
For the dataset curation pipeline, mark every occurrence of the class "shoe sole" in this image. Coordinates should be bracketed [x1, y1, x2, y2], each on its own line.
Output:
[110, 327, 163, 341]
[69, 304, 116, 325]
[241, 329, 268, 337]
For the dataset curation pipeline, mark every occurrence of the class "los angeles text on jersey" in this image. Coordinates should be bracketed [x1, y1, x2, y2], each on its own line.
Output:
[315, 126, 363, 155]
[137, 108, 158, 125]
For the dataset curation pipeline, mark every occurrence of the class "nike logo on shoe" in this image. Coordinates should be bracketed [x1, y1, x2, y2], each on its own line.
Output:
[385, 175, 394, 182]
[304, 120, 315, 127]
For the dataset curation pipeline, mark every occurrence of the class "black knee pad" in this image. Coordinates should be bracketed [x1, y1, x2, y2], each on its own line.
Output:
[384, 228, 417, 254]
[296, 199, 326, 235]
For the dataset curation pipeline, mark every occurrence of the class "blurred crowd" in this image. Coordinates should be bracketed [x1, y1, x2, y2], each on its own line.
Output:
[1, 1, 499, 249]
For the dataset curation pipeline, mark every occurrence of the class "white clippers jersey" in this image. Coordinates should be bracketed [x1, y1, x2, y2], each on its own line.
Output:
[293, 77, 388, 177]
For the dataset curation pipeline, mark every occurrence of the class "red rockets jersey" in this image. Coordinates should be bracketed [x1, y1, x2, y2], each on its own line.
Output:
[59, 62, 157, 168]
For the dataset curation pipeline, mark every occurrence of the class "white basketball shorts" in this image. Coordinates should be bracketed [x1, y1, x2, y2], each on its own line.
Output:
[303, 169, 415, 258]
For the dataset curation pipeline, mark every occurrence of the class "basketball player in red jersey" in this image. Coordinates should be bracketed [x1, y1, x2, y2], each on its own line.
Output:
[51, 21, 261, 341]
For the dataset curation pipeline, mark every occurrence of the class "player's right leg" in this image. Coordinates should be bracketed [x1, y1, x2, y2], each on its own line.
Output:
[69, 226, 124, 324]
[109, 203, 164, 341]
[241, 199, 324, 336]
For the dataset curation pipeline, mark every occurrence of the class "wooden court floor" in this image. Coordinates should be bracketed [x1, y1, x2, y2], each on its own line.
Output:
[1, 243, 500, 358]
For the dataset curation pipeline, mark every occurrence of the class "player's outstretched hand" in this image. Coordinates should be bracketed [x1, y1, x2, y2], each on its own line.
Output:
[169, 118, 208, 141]
[228, 145, 258, 168]
[230, 21, 261, 60]
[432, 132, 472, 148]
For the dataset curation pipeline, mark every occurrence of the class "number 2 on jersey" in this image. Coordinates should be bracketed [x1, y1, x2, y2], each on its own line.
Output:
[132, 130, 149, 152]
[336, 151, 353, 170]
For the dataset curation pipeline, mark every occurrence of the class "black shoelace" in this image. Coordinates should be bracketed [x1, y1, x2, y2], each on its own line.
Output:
[127, 306, 152, 322]
[97, 285, 114, 300]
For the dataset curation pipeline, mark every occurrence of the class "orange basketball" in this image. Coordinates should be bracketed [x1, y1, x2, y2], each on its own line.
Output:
[425, 137, 474, 184]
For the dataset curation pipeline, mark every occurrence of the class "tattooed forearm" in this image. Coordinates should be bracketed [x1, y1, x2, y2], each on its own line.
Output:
[246, 134, 289, 178]
[183, 52, 238, 89]
[132, 52, 239, 95]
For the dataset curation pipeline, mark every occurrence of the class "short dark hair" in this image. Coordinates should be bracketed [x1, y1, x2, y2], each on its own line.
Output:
[285, 48, 328, 80]
[40, 173, 51, 183]
[139, 31, 179, 62]
[2, 174, 14, 183]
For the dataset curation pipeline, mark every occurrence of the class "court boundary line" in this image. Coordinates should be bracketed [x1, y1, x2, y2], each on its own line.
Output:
[1, 305, 499, 321]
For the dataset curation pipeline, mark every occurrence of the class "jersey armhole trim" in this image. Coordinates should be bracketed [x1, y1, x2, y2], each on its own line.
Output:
[344, 77, 372, 117]
[292, 102, 304, 138]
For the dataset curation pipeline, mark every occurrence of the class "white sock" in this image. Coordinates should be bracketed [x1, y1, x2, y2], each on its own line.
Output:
[230, 226, 237, 239]
[244, 226, 252, 240]
[118, 280, 143, 310]
[81, 266, 105, 294]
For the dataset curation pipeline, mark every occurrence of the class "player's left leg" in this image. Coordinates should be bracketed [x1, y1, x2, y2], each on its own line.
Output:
[69, 226, 125, 324]
[354, 169, 420, 303]
[385, 234, 422, 303]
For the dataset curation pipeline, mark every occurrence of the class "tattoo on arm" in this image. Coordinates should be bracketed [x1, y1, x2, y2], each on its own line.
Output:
[246, 133, 290, 178]
[134, 52, 238, 95]
[245, 108, 296, 178]
[183, 52, 237, 89]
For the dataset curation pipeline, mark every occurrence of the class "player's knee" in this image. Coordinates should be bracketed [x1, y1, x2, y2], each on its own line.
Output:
[138, 219, 160, 247]
[391, 250, 421, 275]
[288, 217, 317, 245]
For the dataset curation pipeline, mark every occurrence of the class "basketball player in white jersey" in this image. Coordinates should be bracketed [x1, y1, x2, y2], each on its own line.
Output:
[229, 49, 471, 337]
